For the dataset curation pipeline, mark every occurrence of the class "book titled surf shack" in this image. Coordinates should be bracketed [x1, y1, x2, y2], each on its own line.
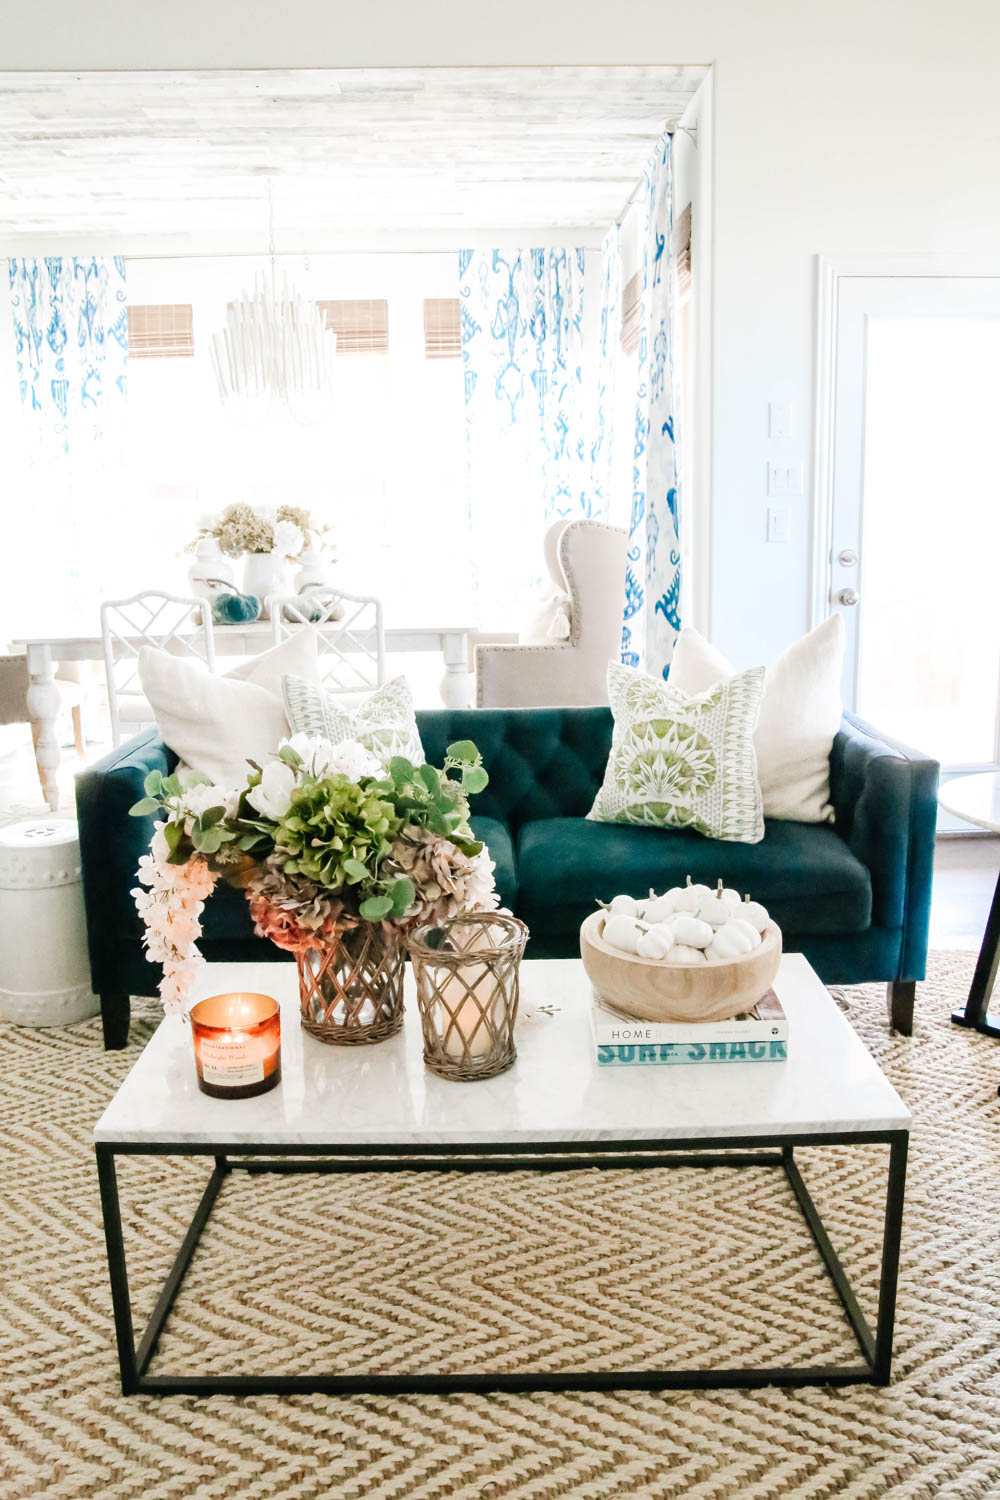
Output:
[597, 1038, 788, 1066]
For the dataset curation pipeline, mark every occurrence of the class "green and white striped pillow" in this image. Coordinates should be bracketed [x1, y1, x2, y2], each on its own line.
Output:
[588, 661, 766, 843]
[282, 674, 424, 769]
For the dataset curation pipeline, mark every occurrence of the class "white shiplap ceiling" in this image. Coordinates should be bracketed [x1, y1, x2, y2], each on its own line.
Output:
[0, 66, 706, 252]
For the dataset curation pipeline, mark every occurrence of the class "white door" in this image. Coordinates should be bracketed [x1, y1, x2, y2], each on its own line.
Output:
[829, 275, 1000, 773]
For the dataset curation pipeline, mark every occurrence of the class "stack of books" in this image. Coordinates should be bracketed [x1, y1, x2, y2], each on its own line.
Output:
[592, 990, 788, 1067]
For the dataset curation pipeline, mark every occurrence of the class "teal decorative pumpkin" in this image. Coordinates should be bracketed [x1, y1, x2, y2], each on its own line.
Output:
[211, 591, 261, 624]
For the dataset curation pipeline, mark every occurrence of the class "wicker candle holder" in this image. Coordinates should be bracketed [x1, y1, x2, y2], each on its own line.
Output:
[408, 912, 529, 1081]
[297, 921, 405, 1045]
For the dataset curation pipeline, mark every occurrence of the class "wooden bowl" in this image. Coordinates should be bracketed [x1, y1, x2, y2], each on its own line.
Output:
[579, 910, 783, 1024]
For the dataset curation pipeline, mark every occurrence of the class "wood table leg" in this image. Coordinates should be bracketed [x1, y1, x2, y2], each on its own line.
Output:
[440, 632, 474, 709]
[25, 643, 62, 812]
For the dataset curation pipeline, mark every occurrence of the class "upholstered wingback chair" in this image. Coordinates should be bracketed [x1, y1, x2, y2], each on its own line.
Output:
[475, 519, 628, 708]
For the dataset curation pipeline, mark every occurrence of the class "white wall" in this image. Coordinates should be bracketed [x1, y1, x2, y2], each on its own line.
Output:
[6, 0, 1000, 665]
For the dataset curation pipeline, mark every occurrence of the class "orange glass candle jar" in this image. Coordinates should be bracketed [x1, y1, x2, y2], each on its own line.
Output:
[189, 992, 281, 1099]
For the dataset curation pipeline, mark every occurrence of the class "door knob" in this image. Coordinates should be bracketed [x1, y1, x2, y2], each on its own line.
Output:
[837, 588, 860, 606]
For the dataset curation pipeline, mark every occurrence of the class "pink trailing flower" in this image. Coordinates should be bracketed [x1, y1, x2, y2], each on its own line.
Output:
[131, 823, 218, 1014]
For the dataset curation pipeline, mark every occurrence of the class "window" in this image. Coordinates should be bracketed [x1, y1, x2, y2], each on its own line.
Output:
[316, 299, 389, 354]
[423, 298, 462, 358]
[127, 304, 194, 359]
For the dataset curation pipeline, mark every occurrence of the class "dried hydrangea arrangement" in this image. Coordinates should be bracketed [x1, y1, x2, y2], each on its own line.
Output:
[192, 502, 331, 560]
[130, 734, 496, 1012]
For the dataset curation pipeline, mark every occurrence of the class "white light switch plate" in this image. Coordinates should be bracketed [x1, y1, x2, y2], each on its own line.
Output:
[767, 461, 803, 496]
[766, 505, 791, 543]
[768, 401, 792, 439]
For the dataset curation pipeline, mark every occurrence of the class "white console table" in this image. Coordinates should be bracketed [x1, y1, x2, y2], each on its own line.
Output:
[14, 621, 476, 812]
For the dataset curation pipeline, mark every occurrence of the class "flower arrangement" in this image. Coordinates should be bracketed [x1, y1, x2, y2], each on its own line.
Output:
[130, 734, 495, 1014]
[192, 503, 331, 561]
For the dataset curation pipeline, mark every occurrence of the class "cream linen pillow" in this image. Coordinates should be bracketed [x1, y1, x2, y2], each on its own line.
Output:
[138, 628, 320, 787]
[668, 616, 845, 823]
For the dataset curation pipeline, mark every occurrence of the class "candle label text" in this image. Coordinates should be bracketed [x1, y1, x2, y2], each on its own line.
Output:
[199, 1037, 265, 1087]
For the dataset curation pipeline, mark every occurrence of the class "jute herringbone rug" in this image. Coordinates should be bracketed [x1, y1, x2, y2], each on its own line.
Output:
[2, 952, 999, 1500]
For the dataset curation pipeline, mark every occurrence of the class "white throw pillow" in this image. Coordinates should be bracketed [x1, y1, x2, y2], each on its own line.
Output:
[282, 673, 424, 767]
[668, 616, 845, 823]
[138, 629, 320, 787]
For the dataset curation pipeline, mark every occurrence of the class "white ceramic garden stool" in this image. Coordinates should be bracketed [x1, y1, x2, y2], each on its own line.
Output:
[0, 819, 99, 1026]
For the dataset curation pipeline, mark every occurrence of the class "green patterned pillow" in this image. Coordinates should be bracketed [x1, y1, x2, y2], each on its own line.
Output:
[588, 661, 766, 843]
[282, 674, 424, 768]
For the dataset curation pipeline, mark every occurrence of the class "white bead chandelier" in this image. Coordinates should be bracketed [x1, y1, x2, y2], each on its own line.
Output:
[210, 271, 337, 406]
[209, 182, 337, 409]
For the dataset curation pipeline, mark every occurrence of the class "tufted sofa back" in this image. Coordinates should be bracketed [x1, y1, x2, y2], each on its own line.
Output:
[416, 707, 613, 831]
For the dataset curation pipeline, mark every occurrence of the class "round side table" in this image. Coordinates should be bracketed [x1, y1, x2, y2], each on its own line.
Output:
[939, 773, 1000, 1037]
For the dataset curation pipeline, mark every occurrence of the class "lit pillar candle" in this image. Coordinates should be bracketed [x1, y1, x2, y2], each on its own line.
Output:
[190, 992, 281, 1099]
[439, 961, 497, 1059]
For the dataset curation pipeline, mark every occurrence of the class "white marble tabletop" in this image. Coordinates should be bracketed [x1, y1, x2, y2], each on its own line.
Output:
[94, 955, 911, 1149]
[938, 771, 1000, 835]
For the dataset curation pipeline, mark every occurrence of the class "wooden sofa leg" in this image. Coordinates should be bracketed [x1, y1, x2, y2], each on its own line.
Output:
[887, 981, 915, 1036]
[101, 994, 131, 1051]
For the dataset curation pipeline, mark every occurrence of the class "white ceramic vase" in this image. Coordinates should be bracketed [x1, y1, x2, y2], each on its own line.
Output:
[242, 551, 288, 619]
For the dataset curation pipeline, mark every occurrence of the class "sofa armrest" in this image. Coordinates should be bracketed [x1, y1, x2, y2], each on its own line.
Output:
[74, 729, 175, 993]
[829, 713, 939, 981]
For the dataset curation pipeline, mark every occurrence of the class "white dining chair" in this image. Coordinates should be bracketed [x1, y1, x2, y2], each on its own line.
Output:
[269, 590, 385, 695]
[100, 592, 216, 746]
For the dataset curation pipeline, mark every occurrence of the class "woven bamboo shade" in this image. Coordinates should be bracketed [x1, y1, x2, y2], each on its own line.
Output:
[423, 297, 462, 358]
[297, 922, 405, 1045]
[408, 913, 529, 1081]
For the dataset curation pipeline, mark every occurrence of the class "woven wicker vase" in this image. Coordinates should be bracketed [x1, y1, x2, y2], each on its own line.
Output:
[408, 912, 529, 1081]
[297, 922, 405, 1045]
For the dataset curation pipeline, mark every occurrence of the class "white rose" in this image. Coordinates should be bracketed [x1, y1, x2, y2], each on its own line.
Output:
[182, 782, 233, 819]
[247, 761, 297, 820]
[272, 519, 304, 558]
[326, 739, 381, 781]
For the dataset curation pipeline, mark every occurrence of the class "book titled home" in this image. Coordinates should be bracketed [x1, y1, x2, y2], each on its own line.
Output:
[592, 989, 788, 1048]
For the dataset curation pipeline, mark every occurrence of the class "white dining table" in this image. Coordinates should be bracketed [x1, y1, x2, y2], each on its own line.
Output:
[13, 620, 478, 812]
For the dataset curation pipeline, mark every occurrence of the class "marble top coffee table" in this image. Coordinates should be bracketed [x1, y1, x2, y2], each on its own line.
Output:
[95, 953, 910, 1397]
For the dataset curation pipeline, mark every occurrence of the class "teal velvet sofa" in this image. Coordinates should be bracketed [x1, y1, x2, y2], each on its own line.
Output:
[76, 706, 939, 1049]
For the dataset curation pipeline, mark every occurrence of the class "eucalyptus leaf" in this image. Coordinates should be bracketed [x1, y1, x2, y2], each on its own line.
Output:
[389, 877, 415, 915]
[128, 797, 160, 817]
[163, 821, 183, 851]
[462, 766, 489, 794]
[360, 894, 394, 921]
[416, 764, 439, 794]
[143, 770, 163, 797]
[198, 805, 226, 828]
[446, 740, 478, 764]
[389, 756, 414, 786]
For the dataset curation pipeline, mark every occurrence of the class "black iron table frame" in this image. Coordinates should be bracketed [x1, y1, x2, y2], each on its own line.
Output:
[96, 1128, 908, 1396]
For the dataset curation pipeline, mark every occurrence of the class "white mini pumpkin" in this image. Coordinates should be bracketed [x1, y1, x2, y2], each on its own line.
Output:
[705, 920, 759, 961]
[672, 878, 714, 914]
[602, 913, 644, 953]
[607, 893, 640, 917]
[741, 897, 770, 932]
[667, 914, 714, 949]
[643, 890, 680, 924]
[693, 894, 731, 929]
[667, 944, 708, 965]
[637, 926, 674, 960]
[728, 917, 763, 948]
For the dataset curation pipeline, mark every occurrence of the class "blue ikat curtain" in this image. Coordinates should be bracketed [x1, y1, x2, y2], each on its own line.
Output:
[458, 247, 592, 626]
[619, 134, 681, 678]
[8, 255, 128, 452]
[6, 257, 129, 625]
